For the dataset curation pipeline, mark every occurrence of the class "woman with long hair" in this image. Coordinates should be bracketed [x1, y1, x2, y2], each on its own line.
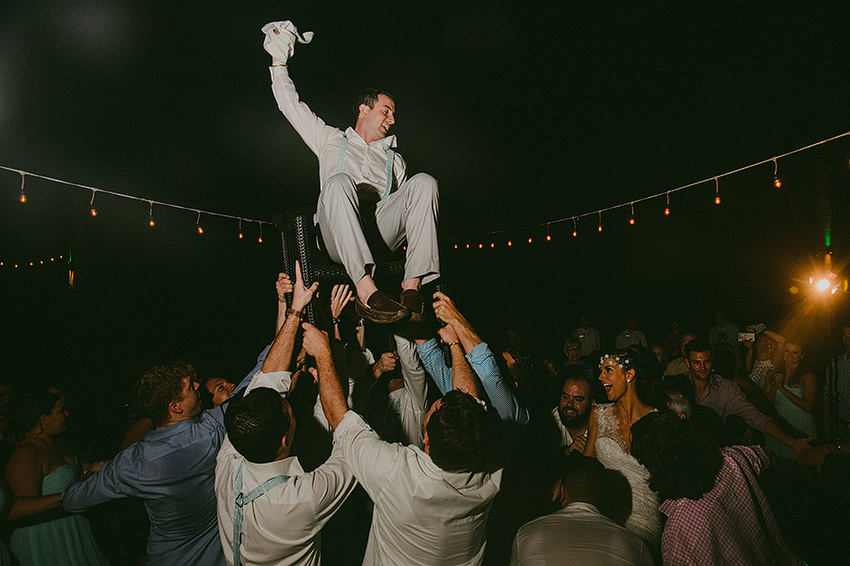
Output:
[4, 392, 109, 566]
[583, 349, 662, 551]
[763, 340, 818, 460]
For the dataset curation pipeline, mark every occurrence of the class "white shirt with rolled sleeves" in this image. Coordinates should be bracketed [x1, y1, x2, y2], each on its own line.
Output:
[215, 370, 357, 566]
[334, 410, 502, 566]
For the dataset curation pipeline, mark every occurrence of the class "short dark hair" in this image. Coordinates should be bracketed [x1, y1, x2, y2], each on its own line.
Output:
[685, 338, 712, 359]
[352, 89, 394, 123]
[557, 451, 606, 506]
[426, 390, 494, 473]
[137, 362, 193, 427]
[225, 387, 291, 464]
[631, 411, 723, 502]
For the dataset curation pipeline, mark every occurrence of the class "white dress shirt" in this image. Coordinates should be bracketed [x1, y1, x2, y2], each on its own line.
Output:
[334, 411, 502, 565]
[215, 371, 357, 566]
[510, 502, 653, 566]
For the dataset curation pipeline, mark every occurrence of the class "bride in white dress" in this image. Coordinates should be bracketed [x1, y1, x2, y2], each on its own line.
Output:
[584, 350, 662, 550]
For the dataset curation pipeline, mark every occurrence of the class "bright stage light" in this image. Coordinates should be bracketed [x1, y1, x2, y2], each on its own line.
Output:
[817, 278, 830, 291]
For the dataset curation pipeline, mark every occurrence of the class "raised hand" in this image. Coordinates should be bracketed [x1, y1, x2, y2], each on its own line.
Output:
[330, 284, 354, 320]
[291, 261, 319, 312]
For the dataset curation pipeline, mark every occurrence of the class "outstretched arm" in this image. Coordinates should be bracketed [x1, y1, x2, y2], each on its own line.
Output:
[303, 323, 347, 430]
[262, 261, 318, 374]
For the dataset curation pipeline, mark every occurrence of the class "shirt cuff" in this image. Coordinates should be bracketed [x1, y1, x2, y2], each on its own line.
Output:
[245, 370, 292, 395]
[466, 341, 491, 363]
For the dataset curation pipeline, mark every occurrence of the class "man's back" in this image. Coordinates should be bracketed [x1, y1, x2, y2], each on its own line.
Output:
[335, 412, 501, 565]
[511, 502, 653, 566]
[63, 410, 226, 566]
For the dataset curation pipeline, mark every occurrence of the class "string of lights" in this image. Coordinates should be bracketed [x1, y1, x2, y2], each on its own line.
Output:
[0, 255, 66, 269]
[1, 165, 269, 242]
[449, 129, 850, 247]
[4, 129, 850, 253]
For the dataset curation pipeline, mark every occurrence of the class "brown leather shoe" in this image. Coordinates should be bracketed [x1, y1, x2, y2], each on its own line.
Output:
[401, 289, 425, 323]
[356, 290, 410, 324]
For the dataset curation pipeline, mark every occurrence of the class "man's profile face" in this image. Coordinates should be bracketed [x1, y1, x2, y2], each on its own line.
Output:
[357, 94, 395, 141]
[558, 379, 592, 428]
[686, 350, 712, 381]
[178, 377, 202, 418]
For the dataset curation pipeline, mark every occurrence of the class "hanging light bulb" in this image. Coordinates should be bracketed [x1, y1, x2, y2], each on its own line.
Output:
[772, 158, 782, 188]
[238, 218, 243, 239]
[664, 193, 671, 216]
[89, 190, 98, 217]
[572, 217, 578, 237]
[454, 244, 458, 249]
[546, 223, 552, 241]
[196, 211, 204, 234]
[629, 202, 636, 225]
[528, 236, 533, 244]
[478, 243, 483, 249]
[490, 242, 495, 248]
[507, 240, 512, 247]
[148, 201, 155, 227]
[258, 222, 263, 243]
[714, 177, 721, 205]
[597, 211, 603, 232]
[19, 172, 27, 203]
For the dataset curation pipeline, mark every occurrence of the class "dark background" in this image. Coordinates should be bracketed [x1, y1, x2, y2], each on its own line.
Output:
[2, 1, 850, 451]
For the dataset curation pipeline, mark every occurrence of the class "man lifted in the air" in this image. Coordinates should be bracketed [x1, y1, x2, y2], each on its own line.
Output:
[262, 20, 440, 324]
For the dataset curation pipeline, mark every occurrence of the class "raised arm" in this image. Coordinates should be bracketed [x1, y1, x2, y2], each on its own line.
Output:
[437, 324, 481, 399]
[328, 283, 353, 342]
[303, 323, 347, 430]
[432, 291, 482, 353]
[432, 291, 528, 425]
[763, 330, 786, 369]
[263, 23, 339, 157]
[262, 261, 318, 374]
[275, 272, 294, 335]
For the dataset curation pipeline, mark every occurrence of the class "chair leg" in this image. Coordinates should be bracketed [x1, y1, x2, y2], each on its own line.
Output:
[295, 214, 321, 326]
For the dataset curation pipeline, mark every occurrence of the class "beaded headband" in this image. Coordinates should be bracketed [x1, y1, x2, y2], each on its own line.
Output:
[599, 352, 637, 372]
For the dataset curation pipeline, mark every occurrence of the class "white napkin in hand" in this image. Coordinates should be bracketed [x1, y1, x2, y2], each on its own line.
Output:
[262, 20, 314, 63]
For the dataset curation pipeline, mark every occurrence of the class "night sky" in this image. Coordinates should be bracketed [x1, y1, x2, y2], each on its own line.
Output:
[2, 2, 850, 422]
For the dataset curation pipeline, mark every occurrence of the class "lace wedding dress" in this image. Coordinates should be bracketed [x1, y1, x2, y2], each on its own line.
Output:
[594, 403, 662, 549]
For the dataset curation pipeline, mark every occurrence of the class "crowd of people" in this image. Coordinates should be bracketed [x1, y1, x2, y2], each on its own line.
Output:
[0, 18, 846, 566]
[0, 266, 847, 566]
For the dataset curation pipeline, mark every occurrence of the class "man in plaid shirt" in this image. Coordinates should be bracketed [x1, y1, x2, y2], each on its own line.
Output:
[631, 412, 803, 566]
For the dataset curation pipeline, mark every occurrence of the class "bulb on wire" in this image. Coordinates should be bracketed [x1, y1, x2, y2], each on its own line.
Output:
[89, 190, 98, 217]
[19, 173, 26, 203]
[572, 217, 578, 237]
[664, 193, 671, 216]
[148, 202, 155, 227]
[238, 219, 243, 239]
[258, 223, 263, 243]
[507, 240, 512, 247]
[714, 177, 721, 205]
[196, 211, 204, 234]
[772, 158, 782, 188]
